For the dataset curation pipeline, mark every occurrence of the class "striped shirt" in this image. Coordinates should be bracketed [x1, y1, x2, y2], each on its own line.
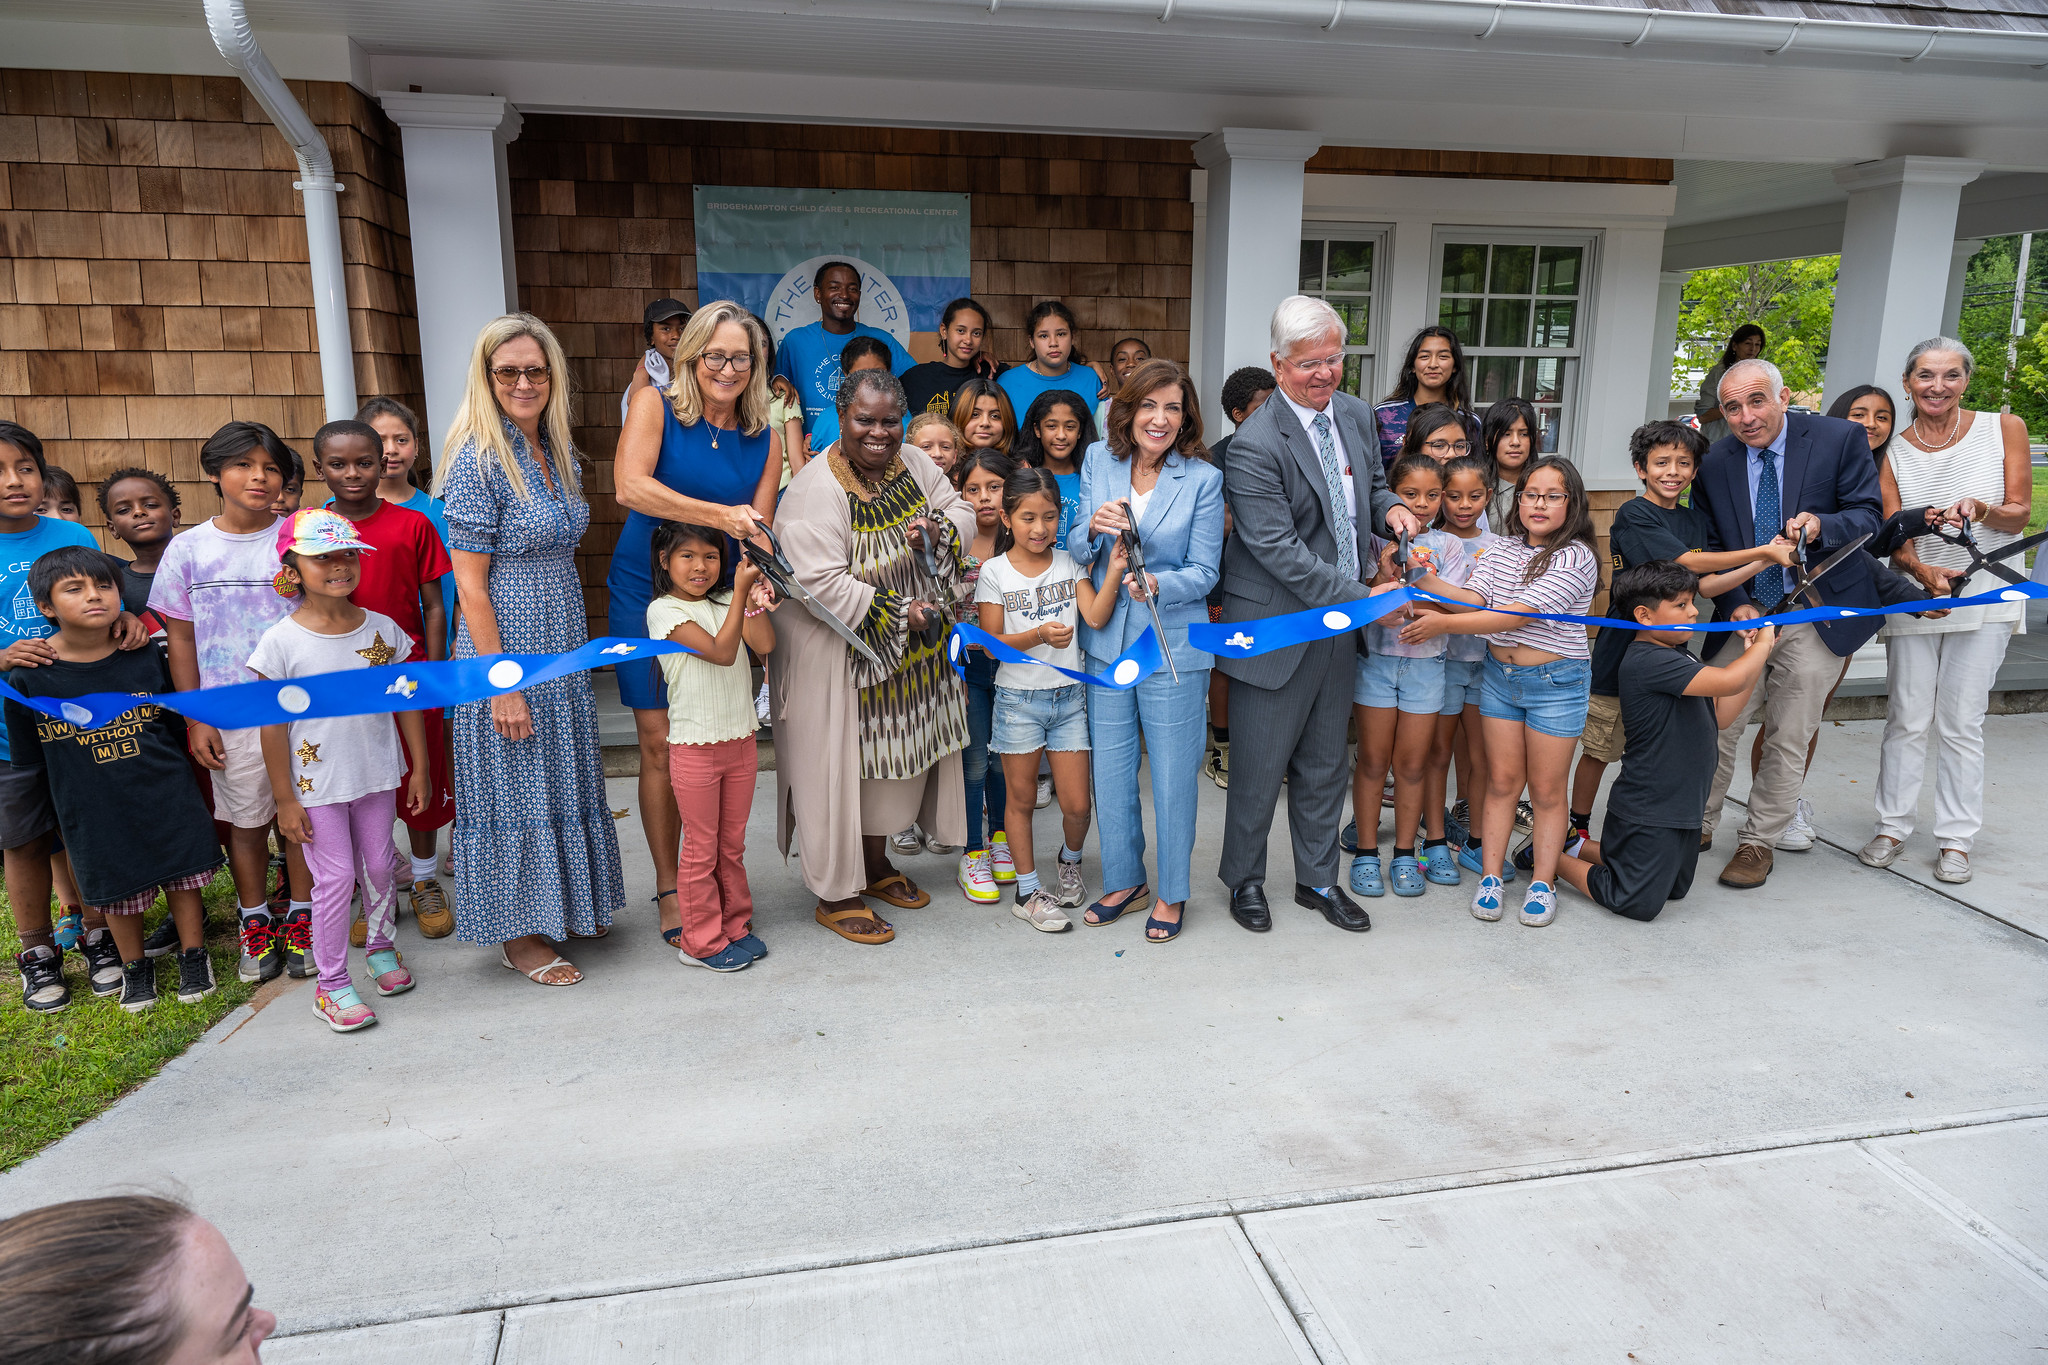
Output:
[1465, 537, 1598, 659]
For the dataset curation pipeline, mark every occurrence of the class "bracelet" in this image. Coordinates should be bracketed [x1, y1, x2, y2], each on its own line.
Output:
[1036, 623, 1046, 644]
[744, 606, 765, 618]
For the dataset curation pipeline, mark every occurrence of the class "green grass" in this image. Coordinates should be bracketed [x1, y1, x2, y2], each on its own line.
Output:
[1, 870, 259, 1171]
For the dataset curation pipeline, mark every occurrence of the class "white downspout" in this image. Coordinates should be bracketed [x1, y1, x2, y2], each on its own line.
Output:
[203, 0, 357, 421]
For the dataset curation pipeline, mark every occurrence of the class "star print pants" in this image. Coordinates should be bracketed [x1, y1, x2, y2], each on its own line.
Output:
[305, 788, 400, 995]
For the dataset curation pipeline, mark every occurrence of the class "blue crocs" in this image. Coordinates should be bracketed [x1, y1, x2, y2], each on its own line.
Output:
[1349, 853, 1385, 897]
[1389, 855, 1426, 897]
[1424, 845, 1462, 886]
[1471, 875, 1505, 922]
[1457, 845, 1514, 884]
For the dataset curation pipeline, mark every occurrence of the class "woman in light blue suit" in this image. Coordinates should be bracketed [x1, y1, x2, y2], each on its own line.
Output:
[1068, 359, 1224, 942]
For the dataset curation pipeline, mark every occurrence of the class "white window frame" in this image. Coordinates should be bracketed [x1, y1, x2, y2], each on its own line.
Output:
[1298, 224, 1389, 406]
[1428, 227, 1600, 462]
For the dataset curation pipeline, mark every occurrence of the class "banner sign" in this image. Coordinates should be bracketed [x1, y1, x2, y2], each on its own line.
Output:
[692, 187, 971, 346]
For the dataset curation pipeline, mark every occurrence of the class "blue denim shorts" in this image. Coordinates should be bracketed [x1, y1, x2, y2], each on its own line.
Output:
[1479, 654, 1592, 739]
[1354, 651, 1445, 716]
[991, 684, 1091, 754]
[1439, 658, 1484, 716]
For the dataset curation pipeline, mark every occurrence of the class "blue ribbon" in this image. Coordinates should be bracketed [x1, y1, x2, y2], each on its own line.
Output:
[0, 636, 697, 733]
[946, 622, 1164, 690]
[1189, 582, 2048, 660]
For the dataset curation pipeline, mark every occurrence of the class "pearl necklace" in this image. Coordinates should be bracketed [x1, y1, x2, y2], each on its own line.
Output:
[1909, 404, 1964, 452]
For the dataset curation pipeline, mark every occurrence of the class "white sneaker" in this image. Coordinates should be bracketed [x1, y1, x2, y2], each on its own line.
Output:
[755, 681, 772, 728]
[1013, 889, 1071, 932]
[1935, 848, 1971, 883]
[923, 832, 961, 856]
[989, 832, 1017, 883]
[891, 825, 924, 857]
[1518, 880, 1558, 927]
[1776, 798, 1817, 852]
[1054, 858, 1086, 908]
[958, 850, 999, 903]
[1034, 775, 1053, 810]
[1858, 835, 1904, 868]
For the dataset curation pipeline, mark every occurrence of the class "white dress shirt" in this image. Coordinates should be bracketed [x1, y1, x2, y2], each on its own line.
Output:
[1279, 389, 1359, 529]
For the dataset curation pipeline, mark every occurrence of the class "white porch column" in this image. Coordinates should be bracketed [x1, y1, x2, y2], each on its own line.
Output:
[379, 93, 524, 465]
[1941, 238, 1984, 337]
[1822, 157, 1984, 410]
[1647, 270, 1689, 423]
[1191, 129, 1321, 432]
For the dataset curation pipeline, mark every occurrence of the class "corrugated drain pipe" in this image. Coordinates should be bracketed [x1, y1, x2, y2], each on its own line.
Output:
[203, 0, 358, 421]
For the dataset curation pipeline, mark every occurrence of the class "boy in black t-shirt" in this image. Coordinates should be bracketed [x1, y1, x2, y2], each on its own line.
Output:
[1565, 421, 1796, 850]
[5, 547, 222, 1011]
[1555, 561, 1775, 921]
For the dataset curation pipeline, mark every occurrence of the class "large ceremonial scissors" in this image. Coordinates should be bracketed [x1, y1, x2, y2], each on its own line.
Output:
[1764, 525, 1873, 616]
[1918, 519, 2048, 598]
[1119, 500, 1179, 684]
[739, 521, 885, 671]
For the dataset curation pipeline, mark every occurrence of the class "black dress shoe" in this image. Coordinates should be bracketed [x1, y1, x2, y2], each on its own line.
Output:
[1230, 882, 1271, 932]
[1294, 883, 1371, 932]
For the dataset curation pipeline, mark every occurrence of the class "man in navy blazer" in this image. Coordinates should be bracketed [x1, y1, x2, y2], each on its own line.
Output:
[1691, 357, 1881, 888]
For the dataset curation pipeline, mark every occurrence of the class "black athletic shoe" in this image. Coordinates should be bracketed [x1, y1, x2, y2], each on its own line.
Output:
[175, 946, 217, 1004]
[118, 958, 158, 1014]
[79, 928, 124, 996]
[17, 946, 69, 1013]
[142, 916, 183, 959]
[279, 908, 315, 979]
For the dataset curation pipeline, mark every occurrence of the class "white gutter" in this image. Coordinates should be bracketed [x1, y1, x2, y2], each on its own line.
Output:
[949, 0, 2048, 70]
[203, 0, 358, 421]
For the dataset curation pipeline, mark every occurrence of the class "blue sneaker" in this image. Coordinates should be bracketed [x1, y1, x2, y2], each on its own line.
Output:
[1519, 880, 1558, 927]
[1471, 875, 1505, 922]
[1390, 855, 1426, 897]
[1349, 853, 1385, 897]
[684, 943, 753, 972]
[1340, 819, 1359, 855]
[732, 933, 767, 960]
[1424, 845, 1461, 886]
[1443, 806, 1469, 850]
[52, 912, 83, 952]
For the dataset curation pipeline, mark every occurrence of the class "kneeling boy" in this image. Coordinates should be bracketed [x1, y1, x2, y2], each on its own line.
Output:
[1556, 561, 1775, 921]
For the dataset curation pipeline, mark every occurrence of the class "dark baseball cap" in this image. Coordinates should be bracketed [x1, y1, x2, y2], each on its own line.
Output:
[643, 298, 690, 326]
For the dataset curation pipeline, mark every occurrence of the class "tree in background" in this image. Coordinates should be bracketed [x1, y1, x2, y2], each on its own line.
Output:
[1674, 256, 1838, 399]
[1955, 235, 2046, 435]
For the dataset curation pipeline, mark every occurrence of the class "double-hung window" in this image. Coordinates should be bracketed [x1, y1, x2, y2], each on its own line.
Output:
[1298, 228, 1386, 403]
[1433, 232, 1594, 456]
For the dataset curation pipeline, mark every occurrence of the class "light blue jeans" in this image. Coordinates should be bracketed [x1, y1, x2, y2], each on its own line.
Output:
[1084, 657, 1210, 906]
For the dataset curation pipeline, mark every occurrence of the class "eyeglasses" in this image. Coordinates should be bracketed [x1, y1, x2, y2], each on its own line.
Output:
[490, 365, 551, 388]
[1519, 491, 1569, 507]
[1423, 439, 1473, 455]
[699, 352, 755, 374]
[1283, 353, 1345, 374]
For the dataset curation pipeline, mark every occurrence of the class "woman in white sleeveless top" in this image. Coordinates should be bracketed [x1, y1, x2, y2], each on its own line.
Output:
[1861, 338, 2033, 884]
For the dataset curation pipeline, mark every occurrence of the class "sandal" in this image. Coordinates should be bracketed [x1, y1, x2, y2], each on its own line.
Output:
[1145, 903, 1183, 943]
[1084, 884, 1152, 927]
[815, 904, 894, 944]
[499, 946, 581, 986]
[655, 889, 681, 949]
[862, 873, 929, 910]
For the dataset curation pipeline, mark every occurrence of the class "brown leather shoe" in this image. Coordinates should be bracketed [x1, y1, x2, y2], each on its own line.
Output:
[1718, 842, 1772, 889]
[410, 878, 456, 939]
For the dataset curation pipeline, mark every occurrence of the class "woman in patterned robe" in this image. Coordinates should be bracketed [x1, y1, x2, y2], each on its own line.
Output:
[770, 368, 977, 944]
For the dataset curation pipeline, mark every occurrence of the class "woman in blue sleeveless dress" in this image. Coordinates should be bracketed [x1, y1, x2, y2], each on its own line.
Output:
[609, 301, 783, 942]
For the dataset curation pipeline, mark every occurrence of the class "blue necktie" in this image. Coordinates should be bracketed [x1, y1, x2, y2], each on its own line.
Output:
[1312, 413, 1358, 581]
[1753, 451, 1782, 603]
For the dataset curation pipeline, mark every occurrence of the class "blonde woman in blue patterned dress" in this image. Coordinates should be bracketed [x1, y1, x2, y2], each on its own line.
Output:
[437, 313, 625, 986]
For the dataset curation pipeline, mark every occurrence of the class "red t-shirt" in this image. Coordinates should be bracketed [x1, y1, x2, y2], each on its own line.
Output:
[338, 501, 454, 662]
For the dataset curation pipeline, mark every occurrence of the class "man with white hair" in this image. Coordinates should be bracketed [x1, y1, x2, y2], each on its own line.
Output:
[1692, 357, 1882, 888]
[1215, 296, 1421, 933]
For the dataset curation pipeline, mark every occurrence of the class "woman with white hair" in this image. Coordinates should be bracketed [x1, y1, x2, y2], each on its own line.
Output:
[609, 301, 782, 942]
[1861, 337, 2032, 884]
[438, 312, 625, 985]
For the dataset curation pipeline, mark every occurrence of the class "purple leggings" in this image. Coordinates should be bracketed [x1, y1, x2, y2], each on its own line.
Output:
[305, 789, 399, 995]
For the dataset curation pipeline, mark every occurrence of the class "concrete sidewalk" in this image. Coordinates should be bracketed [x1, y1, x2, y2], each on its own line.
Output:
[4, 717, 2046, 1360]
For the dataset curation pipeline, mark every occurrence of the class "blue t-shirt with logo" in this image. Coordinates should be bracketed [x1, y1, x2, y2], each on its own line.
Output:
[998, 363, 1106, 420]
[774, 322, 915, 432]
[0, 516, 99, 761]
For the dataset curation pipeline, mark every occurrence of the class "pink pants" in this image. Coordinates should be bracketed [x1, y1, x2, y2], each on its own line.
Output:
[668, 737, 756, 959]
[306, 789, 399, 995]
